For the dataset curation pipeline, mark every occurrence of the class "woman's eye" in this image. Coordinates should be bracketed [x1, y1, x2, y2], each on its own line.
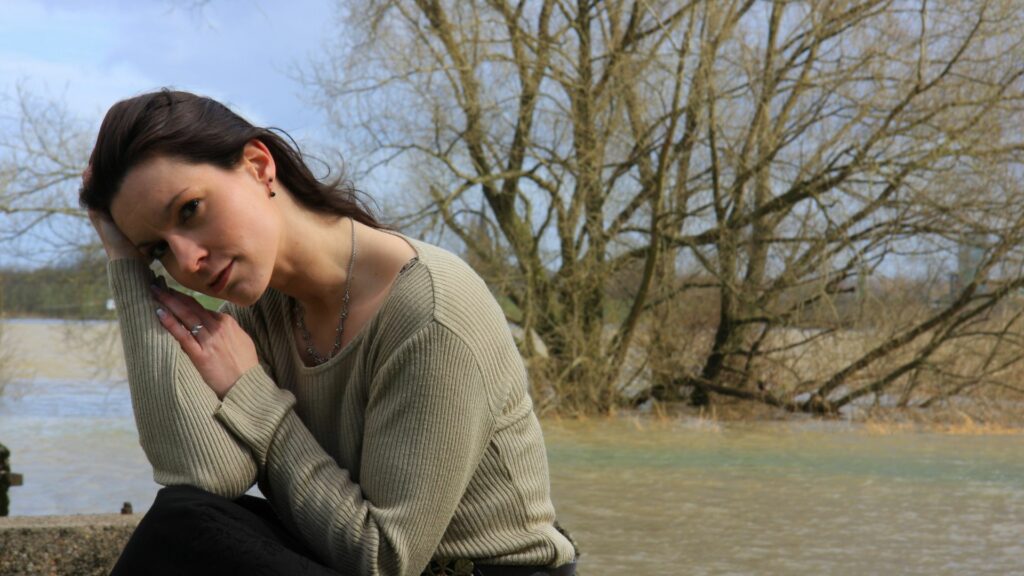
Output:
[181, 199, 200, 222]
[150, 241, 169, 261]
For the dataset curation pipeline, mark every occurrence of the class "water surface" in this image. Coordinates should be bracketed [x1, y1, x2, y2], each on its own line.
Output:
[544, 418, 1024, 575]
[2, 321, 1023, 574]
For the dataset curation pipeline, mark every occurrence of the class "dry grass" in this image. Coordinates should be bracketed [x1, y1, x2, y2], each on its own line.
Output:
[544, 403, 1024, 438]
[501, 283, 1024, 422]
[860, 400, 1024, 435]
[633, 291, 1024, 420]
[942, 416, 1023, 435]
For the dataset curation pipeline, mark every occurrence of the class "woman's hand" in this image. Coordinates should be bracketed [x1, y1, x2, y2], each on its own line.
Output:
[150, 280, 259, 399]
[88, 209, 145, 261]
[83, 164, 140, 260]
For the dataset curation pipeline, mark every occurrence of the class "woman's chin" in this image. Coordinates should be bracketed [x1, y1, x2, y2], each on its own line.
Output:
[230, 292, 264, 307]
[210, 268, 272, 307]
[220, 282, 268, 307]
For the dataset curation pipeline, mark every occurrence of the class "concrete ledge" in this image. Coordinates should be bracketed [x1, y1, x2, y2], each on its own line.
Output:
[0, 514, 140, 576]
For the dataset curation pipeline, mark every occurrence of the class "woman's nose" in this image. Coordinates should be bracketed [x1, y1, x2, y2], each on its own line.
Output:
[167, 235, 208, 275]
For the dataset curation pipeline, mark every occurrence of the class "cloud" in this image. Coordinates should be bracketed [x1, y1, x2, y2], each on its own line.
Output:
[0, 0, 340, 267]
[0, 0, 336, 134]
[0, 58, 157, 124]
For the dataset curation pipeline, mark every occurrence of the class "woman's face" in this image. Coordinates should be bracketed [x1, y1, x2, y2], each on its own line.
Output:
[110, 151, 280, 305]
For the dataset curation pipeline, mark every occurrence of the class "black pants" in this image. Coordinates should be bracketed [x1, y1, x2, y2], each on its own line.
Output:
[110, 485, 339, 576]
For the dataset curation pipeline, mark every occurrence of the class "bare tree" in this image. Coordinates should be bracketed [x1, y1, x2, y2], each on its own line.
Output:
[0, 87, 126, 386]
[303, 0, 1024, 414]
[0, 86, 93, 261]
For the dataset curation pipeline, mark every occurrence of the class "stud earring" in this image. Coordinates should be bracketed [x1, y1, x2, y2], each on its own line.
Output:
[266, 178, 276, 198]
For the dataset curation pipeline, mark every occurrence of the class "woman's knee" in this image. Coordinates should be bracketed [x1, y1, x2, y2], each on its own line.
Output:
[138, 485, 234, 530]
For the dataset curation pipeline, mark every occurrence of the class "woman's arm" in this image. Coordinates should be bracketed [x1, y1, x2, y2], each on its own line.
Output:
[109, 258, 258, 497]
[93, 208, 257, 497]
[214, 321, 494, 576]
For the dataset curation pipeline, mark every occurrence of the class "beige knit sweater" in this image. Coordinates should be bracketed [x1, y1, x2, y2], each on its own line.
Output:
[109, 238, 575, 576]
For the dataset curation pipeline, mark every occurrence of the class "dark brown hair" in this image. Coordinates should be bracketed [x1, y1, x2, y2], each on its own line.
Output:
[79, 89, 382, 228]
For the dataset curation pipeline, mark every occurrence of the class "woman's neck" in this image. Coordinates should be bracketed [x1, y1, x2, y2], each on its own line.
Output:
[268, 198, 357, 316]
[266, 190, 417, 320]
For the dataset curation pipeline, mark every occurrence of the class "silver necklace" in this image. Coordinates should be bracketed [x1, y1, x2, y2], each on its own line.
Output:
[293, 218, 356, 365]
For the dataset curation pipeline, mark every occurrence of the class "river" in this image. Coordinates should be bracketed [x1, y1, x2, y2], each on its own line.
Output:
[1, 320, 1023, 574]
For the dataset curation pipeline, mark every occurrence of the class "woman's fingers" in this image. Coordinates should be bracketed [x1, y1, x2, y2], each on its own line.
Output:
[150, 283, 214, 340]
[152, 288, 257, 399]
[155, 306, 203, 356]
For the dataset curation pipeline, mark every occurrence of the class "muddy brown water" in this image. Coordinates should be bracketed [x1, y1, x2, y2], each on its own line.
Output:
[1, 321, 1022, 575]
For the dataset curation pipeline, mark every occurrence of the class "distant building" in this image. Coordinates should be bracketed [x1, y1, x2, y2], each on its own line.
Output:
[951, 233, 988, 297]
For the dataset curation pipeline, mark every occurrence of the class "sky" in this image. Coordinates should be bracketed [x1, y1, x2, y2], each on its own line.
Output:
[0, 0, 342, 266]
[0, 0, 337, 141]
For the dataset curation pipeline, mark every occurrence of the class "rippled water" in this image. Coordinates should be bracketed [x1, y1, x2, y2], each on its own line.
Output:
[1, 321, 1023, 574]
[0, 378, 157, 516]
[544, 419, 1024, 575]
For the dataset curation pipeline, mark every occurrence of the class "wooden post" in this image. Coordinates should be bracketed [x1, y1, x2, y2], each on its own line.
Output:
[0, 442, 10, 516]
[0, 442, 21, 517]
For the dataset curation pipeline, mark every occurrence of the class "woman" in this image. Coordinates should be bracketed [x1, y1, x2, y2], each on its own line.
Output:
[80, 89, 577, 576]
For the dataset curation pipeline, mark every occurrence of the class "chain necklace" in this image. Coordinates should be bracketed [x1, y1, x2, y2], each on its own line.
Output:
[293, 218, 356, 365]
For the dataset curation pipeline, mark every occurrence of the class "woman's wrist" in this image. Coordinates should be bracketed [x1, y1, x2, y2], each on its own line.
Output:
[89, 209, 144, 260]
[105, 247, 147, 261]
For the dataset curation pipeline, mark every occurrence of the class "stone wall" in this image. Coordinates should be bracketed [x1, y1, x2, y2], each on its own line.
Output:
[0, 514, 139, 576]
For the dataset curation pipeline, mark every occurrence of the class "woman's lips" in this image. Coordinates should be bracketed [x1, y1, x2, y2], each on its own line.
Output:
[209, 260, 234, 294]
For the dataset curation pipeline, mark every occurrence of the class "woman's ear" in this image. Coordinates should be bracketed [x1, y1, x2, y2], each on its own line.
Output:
[241, 139, 276, 183]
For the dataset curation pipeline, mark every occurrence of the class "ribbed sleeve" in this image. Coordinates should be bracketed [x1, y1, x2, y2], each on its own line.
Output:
[215, 365, 296, 468]
[108, 258, 257, 498]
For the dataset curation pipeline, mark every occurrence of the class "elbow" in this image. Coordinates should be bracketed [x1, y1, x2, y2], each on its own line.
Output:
[321, 512, 409, 576]
[192, 466, 257, 500]
[151, 453, 258, 500]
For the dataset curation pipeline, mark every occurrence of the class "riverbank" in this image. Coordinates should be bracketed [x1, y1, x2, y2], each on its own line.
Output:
[0, 319, 124, 382]
[0, 514, 138, 575]
[619, 392, 1024, 432]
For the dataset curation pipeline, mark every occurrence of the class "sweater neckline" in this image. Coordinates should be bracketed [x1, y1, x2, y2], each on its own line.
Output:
[284, 233, 424, 372]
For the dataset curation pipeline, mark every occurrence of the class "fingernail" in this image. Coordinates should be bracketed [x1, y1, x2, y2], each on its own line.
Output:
[156, 307, 166, 319]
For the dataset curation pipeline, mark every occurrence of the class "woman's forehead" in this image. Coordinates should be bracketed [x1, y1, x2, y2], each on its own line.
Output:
[114, 158, 176, 207]
[110, 158, 197, 236]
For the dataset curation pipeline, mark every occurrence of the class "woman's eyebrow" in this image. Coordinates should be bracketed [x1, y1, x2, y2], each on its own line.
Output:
[161, 187, 190, 220]
[132, 187, 191, 251]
